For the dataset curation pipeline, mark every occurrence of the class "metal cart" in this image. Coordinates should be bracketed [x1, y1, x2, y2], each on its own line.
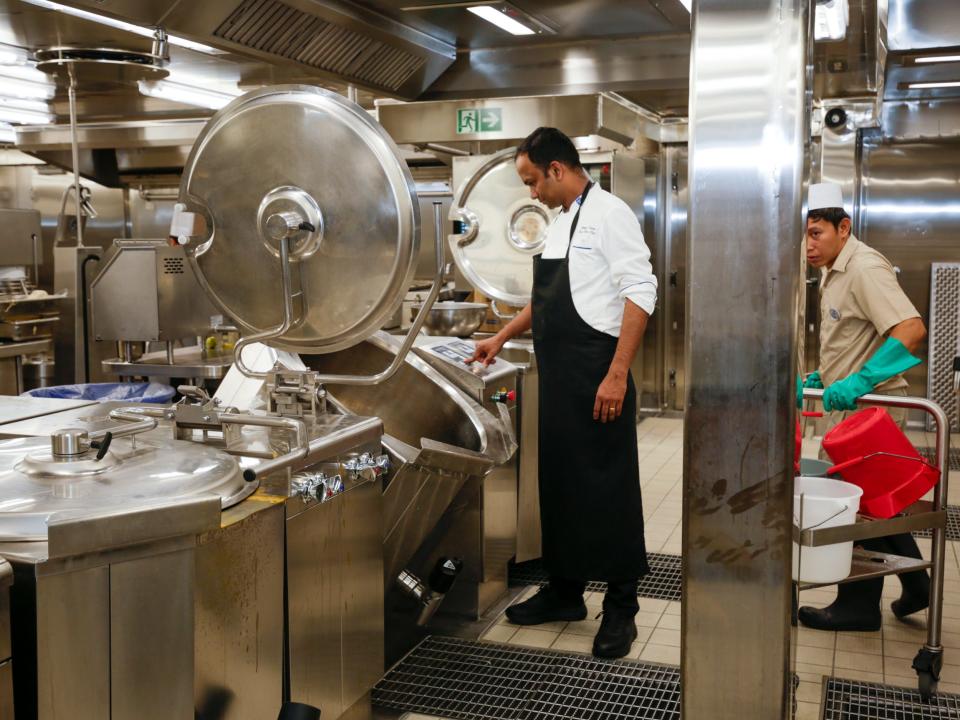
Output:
[796, 389, 951, 699]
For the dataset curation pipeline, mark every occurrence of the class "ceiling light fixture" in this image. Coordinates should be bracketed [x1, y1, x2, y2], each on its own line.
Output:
[138, 78, 241, 110]
[906, 80, 960, 90]
[915, 55, 960, 64]
[468, 6, 536, 35]
[677, 0, 692, 11]
[19, 0, 226, 55]
[814, 0, 849, 42]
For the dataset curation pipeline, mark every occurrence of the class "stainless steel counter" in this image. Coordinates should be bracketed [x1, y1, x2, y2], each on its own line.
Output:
[0, 396, 96, 427]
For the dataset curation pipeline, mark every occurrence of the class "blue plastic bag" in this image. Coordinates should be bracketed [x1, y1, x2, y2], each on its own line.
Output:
[23, 382, 175, 404]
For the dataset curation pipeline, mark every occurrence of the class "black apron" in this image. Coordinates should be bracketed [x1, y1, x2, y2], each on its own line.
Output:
[532, 182, 648, 582]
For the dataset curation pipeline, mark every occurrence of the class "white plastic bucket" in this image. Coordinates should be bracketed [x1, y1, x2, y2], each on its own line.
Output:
[792, 476, 863, 584]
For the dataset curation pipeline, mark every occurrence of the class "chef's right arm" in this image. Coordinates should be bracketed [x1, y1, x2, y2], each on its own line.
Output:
[465, 303, 531, 366]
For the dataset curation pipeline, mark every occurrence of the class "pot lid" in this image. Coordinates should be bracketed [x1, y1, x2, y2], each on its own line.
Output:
[180, 85, 420, 354]
[449, 148, 558, 307]
[0, 434, 250, 542]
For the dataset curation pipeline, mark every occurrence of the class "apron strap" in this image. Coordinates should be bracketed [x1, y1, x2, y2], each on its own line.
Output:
[564, 180, 594, 261]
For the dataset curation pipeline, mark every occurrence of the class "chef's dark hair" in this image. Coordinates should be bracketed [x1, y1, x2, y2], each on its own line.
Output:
[807, 207, 850, 230]
[516, 127, 583, 174]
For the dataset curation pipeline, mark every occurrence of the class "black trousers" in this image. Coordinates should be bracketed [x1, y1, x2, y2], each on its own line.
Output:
[551, 576, 640, 615]
[846, 532, 929, 605]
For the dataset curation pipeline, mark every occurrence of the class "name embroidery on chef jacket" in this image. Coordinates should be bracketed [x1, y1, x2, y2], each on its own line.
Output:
[570, 223, 598, 251]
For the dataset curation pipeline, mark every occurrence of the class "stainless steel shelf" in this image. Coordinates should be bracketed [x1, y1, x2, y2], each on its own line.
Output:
[794, 501, 946, 547]
[102, 346, 232, 380]
[0, 338, 51, 360]
[798, 549, 933, 591]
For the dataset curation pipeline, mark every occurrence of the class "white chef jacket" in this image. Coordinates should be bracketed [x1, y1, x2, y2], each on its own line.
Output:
[540, 184, 657, 336]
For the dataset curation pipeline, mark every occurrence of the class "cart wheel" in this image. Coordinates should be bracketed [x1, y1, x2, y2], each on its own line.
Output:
[919, 670, 938, 701]
[913, 647, 943, 702]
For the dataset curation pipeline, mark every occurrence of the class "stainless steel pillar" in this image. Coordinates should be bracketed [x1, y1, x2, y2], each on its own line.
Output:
[682, 1, 810, 718]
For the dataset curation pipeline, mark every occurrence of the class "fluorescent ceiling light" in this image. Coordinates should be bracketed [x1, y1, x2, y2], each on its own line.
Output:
[677, 0, 692, 11]
[19, 0, 226, 55]
[907, 80, 960, 89]
[138, 78, 241, 110]
[915, 55, 960, 64]
[468, 6, 535, 35]
[814, 0, 849, 41]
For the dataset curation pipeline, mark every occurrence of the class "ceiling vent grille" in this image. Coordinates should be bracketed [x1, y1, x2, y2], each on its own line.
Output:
[214, 0, 426, 92]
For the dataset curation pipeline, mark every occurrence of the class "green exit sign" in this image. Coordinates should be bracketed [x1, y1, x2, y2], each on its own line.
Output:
[457, 108, 503, 134]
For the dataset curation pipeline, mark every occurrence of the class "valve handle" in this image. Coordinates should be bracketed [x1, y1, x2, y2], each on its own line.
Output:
[90, 431, 113, 461]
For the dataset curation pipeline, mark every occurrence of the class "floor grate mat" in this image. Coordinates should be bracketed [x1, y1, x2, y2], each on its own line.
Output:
[373, 636, 680, 720]
[914, 504, 960, 541]
[508, 554, 682, 602]
[822, 677, 960, 719]
[916, 447, 960, 473]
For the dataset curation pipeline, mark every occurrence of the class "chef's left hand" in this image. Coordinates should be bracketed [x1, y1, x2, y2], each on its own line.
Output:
[594, 371, 627, 423]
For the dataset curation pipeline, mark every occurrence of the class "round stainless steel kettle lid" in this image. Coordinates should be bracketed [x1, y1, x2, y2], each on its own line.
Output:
[449, 148, 557, 307]
[0, 434, 250, 542]
[180, 85, 420, 354]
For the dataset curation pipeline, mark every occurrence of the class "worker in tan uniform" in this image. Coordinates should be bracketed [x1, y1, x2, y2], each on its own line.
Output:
[797, 182, 929, 632]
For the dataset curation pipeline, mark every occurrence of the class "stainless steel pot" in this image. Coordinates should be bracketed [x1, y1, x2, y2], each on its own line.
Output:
[414, 301, 487, 338]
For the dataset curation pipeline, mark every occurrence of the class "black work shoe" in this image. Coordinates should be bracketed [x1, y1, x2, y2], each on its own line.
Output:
[592, 612, 638, 659]
[892, 592, 929, 619]
[505, 585, 587, 626]
[797, 604, 881, 632]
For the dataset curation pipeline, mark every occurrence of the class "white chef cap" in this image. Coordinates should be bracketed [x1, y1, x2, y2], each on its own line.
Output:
[807, 182, 845, 211]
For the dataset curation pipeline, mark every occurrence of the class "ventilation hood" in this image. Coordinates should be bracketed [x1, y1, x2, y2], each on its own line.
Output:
[56, 0, 456, 99]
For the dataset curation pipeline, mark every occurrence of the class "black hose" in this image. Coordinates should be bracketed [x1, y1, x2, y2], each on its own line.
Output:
[79, 253, 100, 384]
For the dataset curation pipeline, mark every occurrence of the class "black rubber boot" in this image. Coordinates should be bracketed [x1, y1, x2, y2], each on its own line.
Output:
[593, 611, 638, 659]
[505, 583, 587, 626]
[798, 577, 882, 632]
[878, 533, 930, 618]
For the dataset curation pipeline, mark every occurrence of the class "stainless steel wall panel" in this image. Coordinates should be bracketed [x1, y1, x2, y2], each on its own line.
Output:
[36, 566, 110, 719]
[110, 549, 195, 720]
[339, 480, 384, 712]
[195, 504, 285, 720]
[928, 264, 960, 432]
[287, 494, 344, 718]
[682, 0, 808, 717]
[888, 0, 960, 50]
[882, 100, 960, 141]
[662, 145, 687, 412]
[859, 140, 960, 401]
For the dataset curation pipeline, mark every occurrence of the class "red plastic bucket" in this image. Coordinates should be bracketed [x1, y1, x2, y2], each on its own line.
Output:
[822, 407, 940, 518]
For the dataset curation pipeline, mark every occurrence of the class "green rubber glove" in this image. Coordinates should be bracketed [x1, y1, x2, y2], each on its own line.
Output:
[822, 338, 922, 412]
[796, 375, 803, 409]
[804, 371, 823, 389]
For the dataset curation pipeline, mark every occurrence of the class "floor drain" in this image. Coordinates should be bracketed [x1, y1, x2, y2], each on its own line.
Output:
[509, 554, 682, 602]
[822, 677, 960, 719]
[373, 636, 680, 720]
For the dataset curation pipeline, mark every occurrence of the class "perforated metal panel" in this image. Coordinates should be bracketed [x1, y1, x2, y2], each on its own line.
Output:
[927, 263, 960, 433]
[822, 677, 960, 718]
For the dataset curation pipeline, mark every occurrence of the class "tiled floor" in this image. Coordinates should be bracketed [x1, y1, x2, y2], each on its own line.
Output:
[480, 416, 960, 720]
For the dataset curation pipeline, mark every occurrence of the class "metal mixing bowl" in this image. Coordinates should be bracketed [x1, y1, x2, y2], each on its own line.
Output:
[414, 301, 488, 338]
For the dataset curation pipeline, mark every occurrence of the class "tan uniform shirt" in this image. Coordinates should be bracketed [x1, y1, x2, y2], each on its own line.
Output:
[818, 234, 920, 392]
